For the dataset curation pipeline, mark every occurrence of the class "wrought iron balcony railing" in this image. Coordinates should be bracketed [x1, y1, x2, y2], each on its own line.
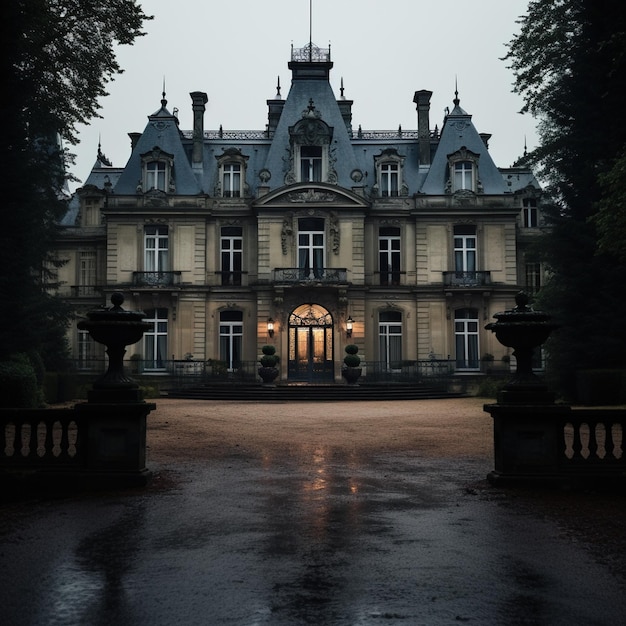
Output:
[443, 271, 491, 288]
[70, 285, 101, 297]
[132, 271, 182, 287]
[273, 267, 348, 284]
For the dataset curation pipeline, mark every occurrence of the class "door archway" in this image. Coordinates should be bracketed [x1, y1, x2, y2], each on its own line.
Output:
[288, 303, 334, 382]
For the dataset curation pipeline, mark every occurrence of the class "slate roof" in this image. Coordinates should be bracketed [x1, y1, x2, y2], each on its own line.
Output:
[72, 43, 539, 202]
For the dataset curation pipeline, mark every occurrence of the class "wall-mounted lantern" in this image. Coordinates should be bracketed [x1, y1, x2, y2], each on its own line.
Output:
[267, 317, 275, 338]
[346, 316, 354, 338]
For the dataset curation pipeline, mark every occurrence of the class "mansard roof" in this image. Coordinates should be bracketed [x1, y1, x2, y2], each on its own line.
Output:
[113, 96, 202, 195]
[420, 95, 506, 195]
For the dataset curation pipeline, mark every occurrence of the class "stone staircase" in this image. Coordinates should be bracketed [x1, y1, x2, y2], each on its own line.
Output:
[163, 382, 465, 402]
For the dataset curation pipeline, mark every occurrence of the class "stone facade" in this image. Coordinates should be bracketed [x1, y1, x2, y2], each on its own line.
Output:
[54, 43, 543, 382]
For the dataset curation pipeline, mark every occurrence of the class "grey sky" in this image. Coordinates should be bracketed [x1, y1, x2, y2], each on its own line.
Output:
[70, 0, 535, 191]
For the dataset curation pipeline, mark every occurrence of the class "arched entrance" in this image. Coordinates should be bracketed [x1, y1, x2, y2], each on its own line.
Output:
[288, 303, 334, 382]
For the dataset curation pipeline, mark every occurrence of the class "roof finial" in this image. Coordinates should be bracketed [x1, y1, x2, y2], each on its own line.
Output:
[309, 0, 313, 51]
[276, 76, 282, 98]
[523, 135, 528, 157]
[161, 77, 167, 108]
[340, 77, 345, 99]
[453, 76, 460, 108]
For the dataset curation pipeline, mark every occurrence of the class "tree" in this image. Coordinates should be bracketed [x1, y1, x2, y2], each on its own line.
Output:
[505, 0, 626, 398]
[0, 1, 151, 366]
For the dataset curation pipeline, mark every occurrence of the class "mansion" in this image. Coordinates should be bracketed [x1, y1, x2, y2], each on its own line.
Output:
[55, 42, 543, 383]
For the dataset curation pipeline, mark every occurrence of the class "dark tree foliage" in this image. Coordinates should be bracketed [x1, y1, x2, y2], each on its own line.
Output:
[0, 1, 151, 366]
[505, 0, 626, 398]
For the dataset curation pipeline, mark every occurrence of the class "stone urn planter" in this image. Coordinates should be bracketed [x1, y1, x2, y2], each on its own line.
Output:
[342, 344, 362, 385]
[258, 345, 279, 385]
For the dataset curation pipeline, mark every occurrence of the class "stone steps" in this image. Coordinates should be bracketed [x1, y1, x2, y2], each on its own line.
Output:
[163, 383, 465, 402]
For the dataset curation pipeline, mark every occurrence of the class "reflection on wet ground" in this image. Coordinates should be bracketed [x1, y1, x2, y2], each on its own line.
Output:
[1, 445, 624, 625]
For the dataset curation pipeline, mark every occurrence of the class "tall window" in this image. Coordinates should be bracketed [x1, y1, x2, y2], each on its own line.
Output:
[78, 251, 97, 296]
[78, 329, 95, 370]
[454, 161, 474, 191]
[298, 217, 324, 279]
[455, 308, 479, 370]
[522, 198, 539, 227]
[222, 163, 241, 197]
[145, 226, 169, 273]
[525, 262, 542, 293]
[220, 226, 242, 285]
[379, 311, 402, 370]
[300, 146, 322, 182]
[379, 227, 401, 285]
[146, 161, 167, 191]
[144, 308, 168, 370]
[380, 162, 399, 197]
[454, 225, 477, 273]
[219, 310, 243, 371]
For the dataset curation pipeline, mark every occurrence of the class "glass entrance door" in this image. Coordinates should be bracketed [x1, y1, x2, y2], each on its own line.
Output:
[288, 304, 333, 382]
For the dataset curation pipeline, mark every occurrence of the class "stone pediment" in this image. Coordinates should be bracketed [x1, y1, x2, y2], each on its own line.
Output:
[255, 183, 368, 210]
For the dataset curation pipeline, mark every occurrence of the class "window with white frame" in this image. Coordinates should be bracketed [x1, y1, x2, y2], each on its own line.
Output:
[298, 217, 325, 279]
[78, 251, 97, 296]
[455, 308, 479, 370]
[140, 148, 174, 193]
[78, 329, 95, 370]
[146, 161, 166, 191]
[219, 310, 243, 371]
[222, 163, 242, 197]
[220, 226, 242, 285]
[525, 262, 542, 293]
[454, 225, 477, 273]
[380, 162, 399, 197]
[144, 225, 169, 274]
[374, 149, 406, 197]
[454, 161, 474, 191]
[299, 146, 323, 182]
[522, 198, 539, 227]
[144, 308, 168, 370]
[379, 310, 403, 370]
[379, 227, 401, 285]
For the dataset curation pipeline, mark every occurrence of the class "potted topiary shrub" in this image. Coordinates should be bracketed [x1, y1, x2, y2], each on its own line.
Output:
[342, 344, 362, 385]
[258, 344, 279, 385]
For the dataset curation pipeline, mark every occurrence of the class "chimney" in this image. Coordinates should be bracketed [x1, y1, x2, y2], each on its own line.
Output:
[266, 77, 285, 138]
[413, 90, 433, 165]
[190, 91, 208, 165]
[128, 132, 141, 152]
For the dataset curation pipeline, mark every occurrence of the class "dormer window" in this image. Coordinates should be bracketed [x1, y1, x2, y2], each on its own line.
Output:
[522, 198, 539, 227]
[140, 147, 174, 193]
[146, 161, 166, 191]
[300, 146, 323, 182]
[286, 100, 335, 185]
[216, 148, 248, 197]
[374, 149, 408, 197]
[447, 147, 480, 193]
[380, 162, 399, 197]
[454, 162, 473, 191]
[222, 163, 241, 197]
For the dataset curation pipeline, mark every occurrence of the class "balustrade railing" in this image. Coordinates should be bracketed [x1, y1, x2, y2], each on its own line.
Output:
[0, 408, 83, 469]
[443, 271, 492, 287]
[561, 410, 625, 469]
[273, 267, 348, 284]
[132, 271, 182, 287]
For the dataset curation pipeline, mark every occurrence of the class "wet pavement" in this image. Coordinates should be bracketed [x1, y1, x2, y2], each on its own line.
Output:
[1, 411, 625, 625]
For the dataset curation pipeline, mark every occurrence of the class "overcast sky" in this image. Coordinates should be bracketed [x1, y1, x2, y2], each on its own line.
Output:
[69, 0, 534, 191]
